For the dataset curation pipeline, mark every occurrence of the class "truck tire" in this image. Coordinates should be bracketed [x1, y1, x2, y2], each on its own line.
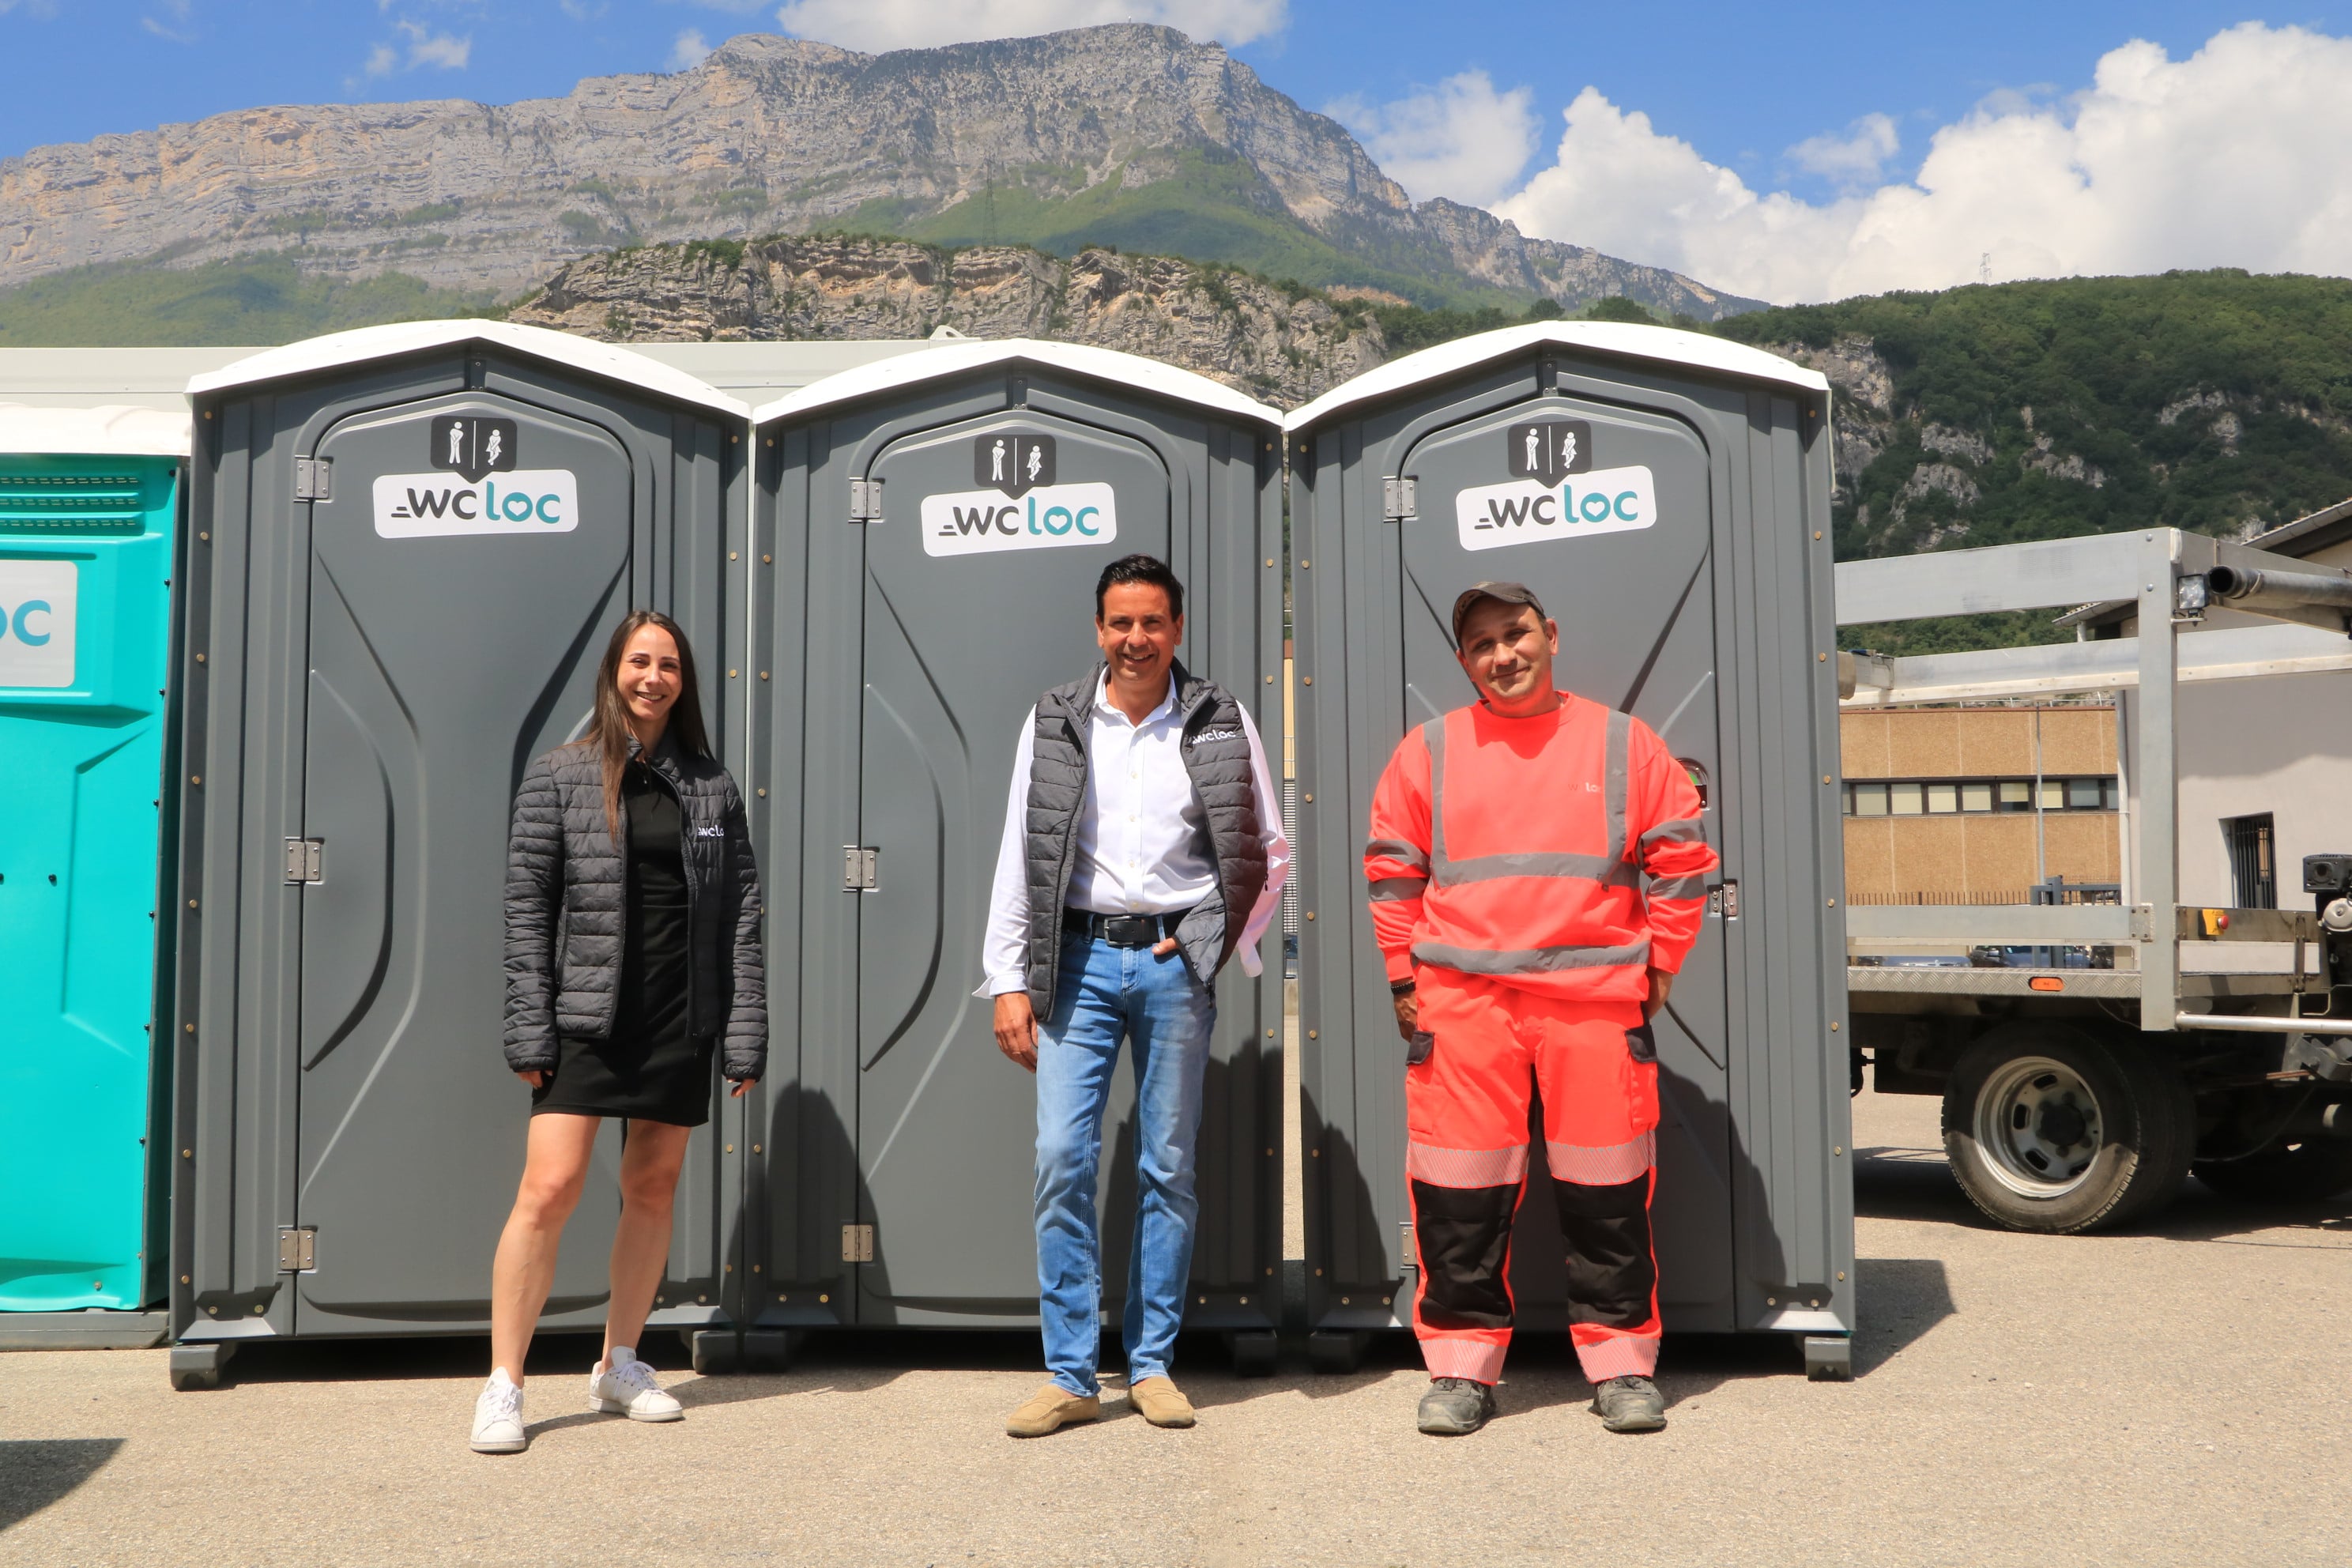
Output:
[1942, 1026, 2192, 1234]
[2193, 1138, 2352, 1204]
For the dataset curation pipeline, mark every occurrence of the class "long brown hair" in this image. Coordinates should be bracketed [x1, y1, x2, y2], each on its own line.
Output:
[590, 609, 711, 842]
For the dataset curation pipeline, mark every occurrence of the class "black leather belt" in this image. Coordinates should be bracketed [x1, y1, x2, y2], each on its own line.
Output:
[1064, 907, 1190, 948]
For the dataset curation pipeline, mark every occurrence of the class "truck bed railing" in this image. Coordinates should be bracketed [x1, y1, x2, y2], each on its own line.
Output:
[1833, 528, 2352, 1031]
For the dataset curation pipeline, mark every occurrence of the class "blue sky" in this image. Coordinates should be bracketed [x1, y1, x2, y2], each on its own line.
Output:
[2, 2, 2346, 300]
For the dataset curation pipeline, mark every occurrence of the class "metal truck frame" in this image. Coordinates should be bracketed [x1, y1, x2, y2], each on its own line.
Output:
[1838, 526, 2352, 1231]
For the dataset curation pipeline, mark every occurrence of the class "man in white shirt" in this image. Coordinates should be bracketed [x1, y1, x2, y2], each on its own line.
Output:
[981, 554, 1287, 1438]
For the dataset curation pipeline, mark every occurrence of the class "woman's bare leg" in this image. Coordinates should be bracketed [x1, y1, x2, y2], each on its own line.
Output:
[603, 1120, 693, 1364]
[489, 1114, 601, 1384]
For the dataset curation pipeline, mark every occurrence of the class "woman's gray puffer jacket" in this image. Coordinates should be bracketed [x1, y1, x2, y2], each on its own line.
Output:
[503, 732, 767, 1081]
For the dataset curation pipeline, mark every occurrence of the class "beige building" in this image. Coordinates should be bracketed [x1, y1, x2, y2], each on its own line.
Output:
[1840, 706, 2120, 903]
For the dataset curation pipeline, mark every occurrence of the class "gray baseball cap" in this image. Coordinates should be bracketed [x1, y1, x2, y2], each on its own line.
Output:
[1450, 582, 1549, 646]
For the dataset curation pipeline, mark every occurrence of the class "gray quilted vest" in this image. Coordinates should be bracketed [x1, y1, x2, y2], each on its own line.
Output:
[1022, 660, 1268, 1018]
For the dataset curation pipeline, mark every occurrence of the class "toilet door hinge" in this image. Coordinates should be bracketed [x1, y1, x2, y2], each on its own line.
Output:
[293, 458, 334, 501]
[1399, 1221, 1417, 1274]
[848, 477, 884, 522]
[841, 1223, 874, 1264]
[842, 846, 879, 891]
[1381, 476, 1416, 522]
[277, 1227, 317, 1272]
[284, 838, 324, 884]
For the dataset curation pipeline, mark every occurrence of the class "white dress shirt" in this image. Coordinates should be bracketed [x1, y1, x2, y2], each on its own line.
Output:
[979, 671, 1290, 997]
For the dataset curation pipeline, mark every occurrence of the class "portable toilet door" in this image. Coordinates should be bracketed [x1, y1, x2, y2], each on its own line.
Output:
[0, 405, 188, 1337]
[746, 342, 1286, 1351]
[171, 323, 747, 1376]
[1285, 323, 1855, 1371]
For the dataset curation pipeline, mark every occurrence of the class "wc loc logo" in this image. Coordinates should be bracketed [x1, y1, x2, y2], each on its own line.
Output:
[975, 432, 1056, 498]
[0, 560, 78, 688]
[1455, 416, 1653, 554]
[921, 432, 1116, 558]
[432, 416, 518, 484]
[1508, 420, 1593, 486]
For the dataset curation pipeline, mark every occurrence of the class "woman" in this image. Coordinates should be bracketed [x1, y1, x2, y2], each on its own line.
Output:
[471, 609, 765, 1455]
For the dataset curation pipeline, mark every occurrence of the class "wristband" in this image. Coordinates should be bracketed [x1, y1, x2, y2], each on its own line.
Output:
[1389, 978, 1418, 995]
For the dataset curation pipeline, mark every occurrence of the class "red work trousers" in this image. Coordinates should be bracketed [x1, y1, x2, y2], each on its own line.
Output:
[1405, 970, 1661, 1385]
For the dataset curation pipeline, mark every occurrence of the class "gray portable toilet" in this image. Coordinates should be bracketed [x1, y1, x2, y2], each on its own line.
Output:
[168, 322, 748, 1387]
[1284, 322, 1856, 1376]
[744, 341, 1287, 1364]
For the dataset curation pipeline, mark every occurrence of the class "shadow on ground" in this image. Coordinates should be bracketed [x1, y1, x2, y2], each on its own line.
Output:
[1854, 1119, 2352, 1244]
[0, 1438, 122, 1532]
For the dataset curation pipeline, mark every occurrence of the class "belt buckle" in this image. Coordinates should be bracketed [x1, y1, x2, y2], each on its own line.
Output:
[1105, 914, 1155, 948]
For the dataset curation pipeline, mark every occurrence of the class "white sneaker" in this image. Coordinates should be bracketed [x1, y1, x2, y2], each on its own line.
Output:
[587, 1346, 684, 1422]
[471, 1370, 526, 1453]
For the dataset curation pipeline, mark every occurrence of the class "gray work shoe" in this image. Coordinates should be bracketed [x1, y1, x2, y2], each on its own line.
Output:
[1416, 1376, 1497, 1435]
[1589, 1374, 1666, 1433]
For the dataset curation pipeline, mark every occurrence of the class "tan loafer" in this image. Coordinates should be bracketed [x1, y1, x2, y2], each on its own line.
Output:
[1005, 1382, 1101, 1438]
[1128, 1376, 1197, 1429]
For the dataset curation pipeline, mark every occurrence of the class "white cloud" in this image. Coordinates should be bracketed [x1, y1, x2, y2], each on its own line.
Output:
[1786, 112, 1898, 187]
[1328, 71, 1536, 208]
[362, 43, 399, 78]
[771, 0, 1287, 55]
[1496, 23, 2352, 304]
[398, 20, 471, 70]
[669, 28, 714, 70]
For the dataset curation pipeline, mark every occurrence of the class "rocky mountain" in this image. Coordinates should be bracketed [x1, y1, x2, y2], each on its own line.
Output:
[511, 236, 1389, 408]
[0, 26, 1751, 322]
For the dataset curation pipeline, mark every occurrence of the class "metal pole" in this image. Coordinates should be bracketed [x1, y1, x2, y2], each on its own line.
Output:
[2137, 531, 2180, 1033]
[2033, 706, 2047, 886]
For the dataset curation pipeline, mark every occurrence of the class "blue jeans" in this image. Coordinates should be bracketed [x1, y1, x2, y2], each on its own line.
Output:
[1034, 930, 1216, 1396]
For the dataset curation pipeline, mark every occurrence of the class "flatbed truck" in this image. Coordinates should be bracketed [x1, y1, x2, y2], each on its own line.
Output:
[1838, 526, 2352, 1230]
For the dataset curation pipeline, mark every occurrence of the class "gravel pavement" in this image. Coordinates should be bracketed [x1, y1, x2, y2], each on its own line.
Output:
[4, 1087, 2347, 1567]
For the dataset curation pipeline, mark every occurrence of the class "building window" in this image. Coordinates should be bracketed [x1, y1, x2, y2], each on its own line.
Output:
[1842, 776, 2123, 817]
[2225, 814, 2277, 909]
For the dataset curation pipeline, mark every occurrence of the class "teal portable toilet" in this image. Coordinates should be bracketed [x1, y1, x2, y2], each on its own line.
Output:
[0, 403, 187, 1340]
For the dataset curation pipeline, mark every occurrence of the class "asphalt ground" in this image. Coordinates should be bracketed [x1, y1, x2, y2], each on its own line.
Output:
[4, 1084, 2348, 1567]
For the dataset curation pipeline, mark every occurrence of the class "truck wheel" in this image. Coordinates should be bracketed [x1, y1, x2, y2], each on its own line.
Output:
[1942, 1027, 2192, 1234]
[2193, 1138, 2352, 1204]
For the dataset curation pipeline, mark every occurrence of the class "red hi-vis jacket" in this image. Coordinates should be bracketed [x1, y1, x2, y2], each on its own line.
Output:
[1365, 694, 1719, 1001]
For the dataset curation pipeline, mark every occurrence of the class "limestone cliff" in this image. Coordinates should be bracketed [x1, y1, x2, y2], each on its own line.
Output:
[0, 26, 1752, 321]
[510, 237, 1386, 408]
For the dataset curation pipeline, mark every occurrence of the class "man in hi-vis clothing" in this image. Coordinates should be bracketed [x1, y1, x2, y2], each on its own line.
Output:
[1365, 582, 1717, 1437]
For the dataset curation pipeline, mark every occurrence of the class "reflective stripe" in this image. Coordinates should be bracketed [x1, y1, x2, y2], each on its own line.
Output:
[1437, 850, 1638, 890]
[1407, 1141, 1529, 1189]
[1545, 1130, 1656, 1186]
[1365, 837, 1430, 873]
[1422, 717, 1450, 871]
[1638, 815, 1705, 850]
[1421, 1336, 1507, 1384]
[1645, 873, 1709, 903]
[1572, 1332, 1659, 1381]
[1426, 708, 1635, 891]
[1370, 876, 1429, 903]
[1412, 937, 1652, 976]
[1604, 707, 1630, 862]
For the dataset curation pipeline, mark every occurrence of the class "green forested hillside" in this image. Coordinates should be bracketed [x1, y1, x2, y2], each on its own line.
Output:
[1714, 270, 2352, 558]
[0, 253, 490, 346]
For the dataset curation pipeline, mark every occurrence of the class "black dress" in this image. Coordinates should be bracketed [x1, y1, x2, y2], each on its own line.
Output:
[532, 759, 714, 1126]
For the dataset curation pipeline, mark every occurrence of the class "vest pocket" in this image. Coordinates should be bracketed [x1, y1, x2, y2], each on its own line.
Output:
[1407, 1029, 1436, 1067]
[1627, 1023, 1657, 1064]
